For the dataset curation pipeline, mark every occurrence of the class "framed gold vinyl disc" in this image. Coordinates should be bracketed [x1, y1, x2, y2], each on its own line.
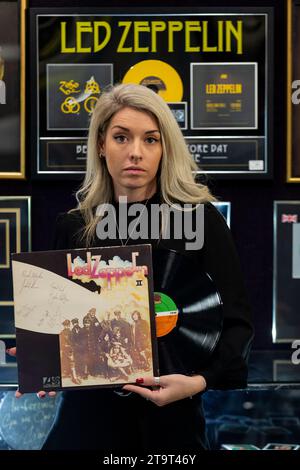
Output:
[122, 59, 183, 102]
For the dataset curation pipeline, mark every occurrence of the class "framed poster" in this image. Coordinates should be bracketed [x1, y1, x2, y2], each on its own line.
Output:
[273, 201, 300, 342]
[0, 0, 26, 179]
[0, 196, 31, 339]
[0, 196, 30, 387]
[29, 7, 273, 179]
[287, 0, 300, 182]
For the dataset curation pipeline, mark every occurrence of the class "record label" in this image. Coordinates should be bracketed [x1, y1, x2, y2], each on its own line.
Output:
[154, 292, 178, 337]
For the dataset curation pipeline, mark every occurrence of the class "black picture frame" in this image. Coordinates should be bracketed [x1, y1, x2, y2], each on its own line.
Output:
[0, 196, 31, 388]
[273, 201, 300, 343]
[286, 0, 300, 182]
[0, 0, 26, 179]
[29, 6, 273, 179]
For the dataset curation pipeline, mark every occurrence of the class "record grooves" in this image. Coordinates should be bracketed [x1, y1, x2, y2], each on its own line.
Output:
[152, 248, 223, 375]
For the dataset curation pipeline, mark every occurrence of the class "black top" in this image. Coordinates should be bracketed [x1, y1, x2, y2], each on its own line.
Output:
[52, 193, 254, 390]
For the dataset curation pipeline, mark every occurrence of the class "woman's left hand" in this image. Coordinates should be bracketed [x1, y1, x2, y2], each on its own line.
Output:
[122, 374, 207, 407]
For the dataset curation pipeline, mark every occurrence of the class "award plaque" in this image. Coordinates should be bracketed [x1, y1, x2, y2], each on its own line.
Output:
[0, 0, 26, 179]
[29, 7, 273, 179]
[0, 196, 30, 387]
[273, 201, 300, 342]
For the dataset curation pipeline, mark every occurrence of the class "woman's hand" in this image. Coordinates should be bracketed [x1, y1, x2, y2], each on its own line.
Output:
[122, 374, 207, 406]
[6, 347, 56, 399]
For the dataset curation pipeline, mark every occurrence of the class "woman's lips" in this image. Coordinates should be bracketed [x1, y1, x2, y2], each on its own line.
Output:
[123, 168, 145, 174]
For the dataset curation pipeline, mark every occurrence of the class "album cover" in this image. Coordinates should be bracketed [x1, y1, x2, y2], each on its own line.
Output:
[12, 244, 158, 393]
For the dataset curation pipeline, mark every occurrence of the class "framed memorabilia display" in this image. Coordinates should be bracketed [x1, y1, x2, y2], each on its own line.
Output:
[12, 244, 158, 392]
[273, 201, 300, 342]
[221, 444, 260, 450]
[0, 0, 26, 179]
[263, 443, 300, 450]
[287, 0, 300, 182]
[0, 196, 30, 387]
[29, 7, 273, 179]
[213, 201, 231, 227]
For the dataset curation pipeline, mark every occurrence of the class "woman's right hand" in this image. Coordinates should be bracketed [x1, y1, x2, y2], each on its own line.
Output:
[6, 347, 57, 399]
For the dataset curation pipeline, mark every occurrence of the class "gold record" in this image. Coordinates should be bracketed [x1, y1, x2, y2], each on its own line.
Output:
[122, 60, 183, 102]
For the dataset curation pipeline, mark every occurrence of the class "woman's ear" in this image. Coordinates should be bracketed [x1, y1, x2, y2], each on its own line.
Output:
[98, 141, 105, 159]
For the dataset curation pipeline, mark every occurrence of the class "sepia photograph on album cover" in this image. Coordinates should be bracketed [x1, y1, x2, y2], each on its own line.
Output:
[11, 244, 158, 393]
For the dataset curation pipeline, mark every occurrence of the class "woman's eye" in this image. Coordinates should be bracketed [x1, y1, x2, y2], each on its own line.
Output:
[114, 135, 127, 143]
[146, 137, 158, 144]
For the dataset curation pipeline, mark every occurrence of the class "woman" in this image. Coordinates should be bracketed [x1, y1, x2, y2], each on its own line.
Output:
[10, 83, 253, 451]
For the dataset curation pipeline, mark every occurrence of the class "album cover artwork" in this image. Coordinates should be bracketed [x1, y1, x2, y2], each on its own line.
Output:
[12, 244, 158, 393]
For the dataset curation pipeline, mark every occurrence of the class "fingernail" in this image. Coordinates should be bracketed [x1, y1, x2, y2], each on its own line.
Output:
[6, 348, 11, 354]
[136, 378, 144, 384]
[36, 392, 46, 399]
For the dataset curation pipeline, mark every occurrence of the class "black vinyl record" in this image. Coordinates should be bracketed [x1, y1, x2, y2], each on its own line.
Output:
[152, 248, 223, 375]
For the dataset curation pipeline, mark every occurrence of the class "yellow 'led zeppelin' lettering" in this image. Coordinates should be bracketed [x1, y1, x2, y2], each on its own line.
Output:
[151, 21, 166, 52]
[60, 19, 243, 55]
[117, 22, 132, 52]
[76, 22, 93, 53]
[61, 22, 75, 53]
[94, 22, 111, 52]
[61, 21, 111, 53]
[134, 22, 150, 53]
[185, 21, 201, 52]
[168, 22, 183, 52]
[226, 21, 243, 54]
[205, 83, 243, 94]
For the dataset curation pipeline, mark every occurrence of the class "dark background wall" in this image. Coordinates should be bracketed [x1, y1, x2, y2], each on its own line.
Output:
[0, 0, 290, 350]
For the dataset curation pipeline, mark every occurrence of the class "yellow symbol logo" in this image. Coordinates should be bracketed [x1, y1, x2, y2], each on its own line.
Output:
[84, 96, 98, 114]
[59, 80, 80, 95]
[61, 97, 80, 114]
[84, 76, 100, 95]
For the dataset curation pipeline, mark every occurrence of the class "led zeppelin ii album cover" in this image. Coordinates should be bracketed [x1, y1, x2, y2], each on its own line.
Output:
[12, 244, 158, 393]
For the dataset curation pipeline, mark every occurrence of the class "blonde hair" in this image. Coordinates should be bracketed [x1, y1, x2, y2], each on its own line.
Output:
[73, 83, 216, 245]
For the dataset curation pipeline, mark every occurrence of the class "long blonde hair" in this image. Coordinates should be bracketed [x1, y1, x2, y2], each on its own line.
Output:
[73, 83, 216, 245]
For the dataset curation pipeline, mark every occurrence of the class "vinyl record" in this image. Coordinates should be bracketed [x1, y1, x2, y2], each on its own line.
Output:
[152, 248, 223, 375]
[122, 60, 183, 102]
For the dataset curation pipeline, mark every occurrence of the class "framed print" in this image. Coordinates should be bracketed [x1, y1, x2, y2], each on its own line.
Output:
[0, 196, 31, 339]
[0, 196, 30, 387]
[29, 7, 273, 179]
[273, 201, 300, 342]
[0, 0, 26, 179]
[287, 0, 300, 182]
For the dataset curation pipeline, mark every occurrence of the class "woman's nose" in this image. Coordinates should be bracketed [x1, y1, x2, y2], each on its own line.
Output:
[130, 154, 142, 163]
[129, 140, 143, 161]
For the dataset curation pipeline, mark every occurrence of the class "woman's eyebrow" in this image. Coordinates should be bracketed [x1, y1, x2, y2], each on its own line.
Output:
[111, 125, 160, 134]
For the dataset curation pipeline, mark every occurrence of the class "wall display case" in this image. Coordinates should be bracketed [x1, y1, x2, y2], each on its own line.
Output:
[29, 7, 273, 179]
[287, 0, 300, 182]
[0, 196, 31, 388]
[273, 201, 300, 343]
[0, 0, 26, 179]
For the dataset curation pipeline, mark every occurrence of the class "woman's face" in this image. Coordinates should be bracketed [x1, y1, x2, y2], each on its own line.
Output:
[101, 107, 162, 198]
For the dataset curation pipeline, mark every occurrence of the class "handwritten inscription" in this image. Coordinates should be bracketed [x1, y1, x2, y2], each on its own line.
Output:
[19, 269, 43, 295]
